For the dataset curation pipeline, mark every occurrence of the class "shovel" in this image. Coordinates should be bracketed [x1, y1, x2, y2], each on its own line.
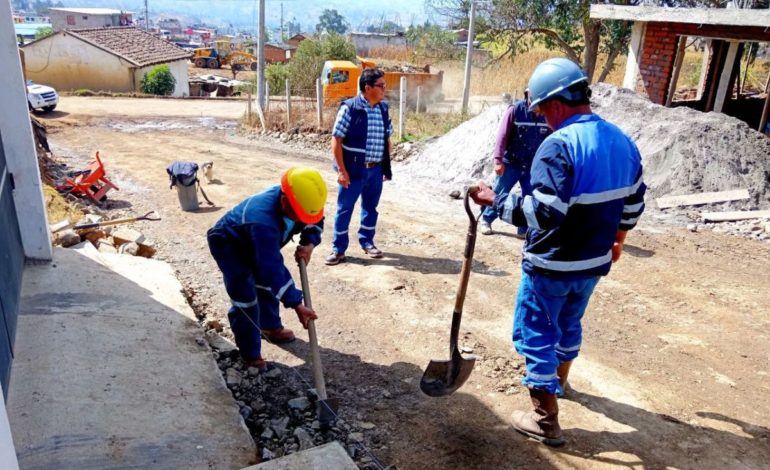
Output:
[420, 187, 480, 397]
[68, 211, 162, 231]
[297, 258, 338, 429]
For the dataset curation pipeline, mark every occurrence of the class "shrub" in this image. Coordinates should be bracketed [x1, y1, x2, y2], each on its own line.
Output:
[140, 64, 176, 96]
[287, 33, 356, 96]
[265, 63, 289, 96]
[73, 89, 95, 96]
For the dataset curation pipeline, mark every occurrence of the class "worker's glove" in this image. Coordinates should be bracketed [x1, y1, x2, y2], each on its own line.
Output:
[295, 304, 318, 329]
[469, 181, 496, 207]
[295, 244, 314, 264]
[494, 163, 505, 176]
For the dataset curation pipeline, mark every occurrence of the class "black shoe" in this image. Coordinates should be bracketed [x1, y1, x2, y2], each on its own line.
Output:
[362, 245, 383, 258]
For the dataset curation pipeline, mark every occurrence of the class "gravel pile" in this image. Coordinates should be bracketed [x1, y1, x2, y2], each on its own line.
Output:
[400, 84, 770, 211]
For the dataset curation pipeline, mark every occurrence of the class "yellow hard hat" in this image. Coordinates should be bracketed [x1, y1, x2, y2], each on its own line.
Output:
[280, 167, 327, 224]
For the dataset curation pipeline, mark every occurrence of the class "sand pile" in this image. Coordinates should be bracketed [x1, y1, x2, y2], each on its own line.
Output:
[401, 84, 770, 208]
[399, 104, 506, 186]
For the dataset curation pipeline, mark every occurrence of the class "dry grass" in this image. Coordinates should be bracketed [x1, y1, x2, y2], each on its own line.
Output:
[43, 184, 83, 225]
[397, 112, 471, 141]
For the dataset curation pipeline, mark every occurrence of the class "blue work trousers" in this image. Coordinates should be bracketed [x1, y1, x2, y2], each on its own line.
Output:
[483, 163, 532, 235]
[207, 232, 283, 361]
[331, 165, 383, 254]
[512, 270, 600, 395]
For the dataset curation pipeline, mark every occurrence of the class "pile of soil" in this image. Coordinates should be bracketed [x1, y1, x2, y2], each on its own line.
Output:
[591, 83, 770, 208]
[401, 84, 770, 209]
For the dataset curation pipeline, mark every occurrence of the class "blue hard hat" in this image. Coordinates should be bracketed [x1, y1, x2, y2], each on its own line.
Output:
[527, 58, 588, 111]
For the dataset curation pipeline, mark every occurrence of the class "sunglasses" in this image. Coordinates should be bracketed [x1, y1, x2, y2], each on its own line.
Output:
[371, 83, 386, 89]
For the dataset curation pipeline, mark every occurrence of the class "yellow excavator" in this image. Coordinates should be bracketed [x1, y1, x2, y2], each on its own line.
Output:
[192, 39, 258, 71]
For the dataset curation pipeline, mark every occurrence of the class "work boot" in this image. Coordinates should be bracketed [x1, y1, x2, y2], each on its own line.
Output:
[244, 356, 267, 372]
[557, 360, 573, 398]
[325, 252, 346, 266]
[511, 387, 565, 447]
[362, 245, 383, 258]
[261, 327, 295, 344]
[480, 221, 493, 235]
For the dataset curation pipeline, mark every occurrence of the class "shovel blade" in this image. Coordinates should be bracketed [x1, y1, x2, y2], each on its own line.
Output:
[317, 397, 339, 430]
[419, 353, 476, 397]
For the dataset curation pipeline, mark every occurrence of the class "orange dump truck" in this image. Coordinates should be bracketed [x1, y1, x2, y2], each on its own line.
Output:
[321, 59, 443, 108]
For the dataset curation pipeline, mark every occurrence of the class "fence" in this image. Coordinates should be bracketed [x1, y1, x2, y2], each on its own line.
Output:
[249, 77, 454, 140]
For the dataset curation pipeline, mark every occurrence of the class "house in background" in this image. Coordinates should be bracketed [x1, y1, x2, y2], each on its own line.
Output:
[286, 32, 309, 47]
[157, 18, 182, 35]
[264, 42, 295, 63]
[348, 31, 406, 56]
[48, 7, 132, 32]
[22, 27, 191, 96]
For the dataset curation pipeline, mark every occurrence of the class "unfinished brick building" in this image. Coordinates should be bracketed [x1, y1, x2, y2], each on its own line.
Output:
[591, 4, 770, 134]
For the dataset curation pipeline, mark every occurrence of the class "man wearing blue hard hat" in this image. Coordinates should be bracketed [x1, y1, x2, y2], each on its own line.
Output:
[471, 57, 647, 446]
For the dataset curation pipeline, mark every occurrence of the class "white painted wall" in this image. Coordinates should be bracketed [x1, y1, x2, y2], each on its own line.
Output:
[23, 33, 133, 92]
[623, 22, 646, 90]
[0, 0, 52, 260]
[134, 59, 190, 97]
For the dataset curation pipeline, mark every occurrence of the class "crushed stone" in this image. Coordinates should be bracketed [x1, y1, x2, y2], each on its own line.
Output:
[400, 84, 770, 210]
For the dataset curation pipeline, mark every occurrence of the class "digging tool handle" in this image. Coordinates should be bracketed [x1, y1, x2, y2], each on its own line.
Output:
[450, 188, 481, 354]
[73, 211, 161, 230]
[298, 259, 328, 401]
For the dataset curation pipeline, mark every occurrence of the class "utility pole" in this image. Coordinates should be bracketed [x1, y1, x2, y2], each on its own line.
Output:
[461, 0, 476, 115]
[280, 2, 284, 42]
[144, 0, 149, 31]
[257, 0, 265, 109]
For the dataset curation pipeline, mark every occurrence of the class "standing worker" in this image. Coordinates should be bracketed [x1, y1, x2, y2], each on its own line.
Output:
[325, 68, 393, 266]
[207, 167, 327, 370]
[471, 58, 646, 446]
[480, 90, 551, 237]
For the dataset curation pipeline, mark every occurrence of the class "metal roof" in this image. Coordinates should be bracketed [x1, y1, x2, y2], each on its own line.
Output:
[49, 8, 132, 15]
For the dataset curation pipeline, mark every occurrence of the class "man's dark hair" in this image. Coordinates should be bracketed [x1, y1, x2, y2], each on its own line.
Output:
[552, 81, 592, 107]
[359, 68, 384, 93]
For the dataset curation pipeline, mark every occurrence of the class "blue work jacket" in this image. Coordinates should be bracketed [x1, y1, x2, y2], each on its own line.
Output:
[209, 185, 323, 308]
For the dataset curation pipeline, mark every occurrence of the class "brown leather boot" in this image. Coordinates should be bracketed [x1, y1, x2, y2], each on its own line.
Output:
[261, 327, 295, 344]
[511, 387, 565, 447]
[557, 360, 573, 398]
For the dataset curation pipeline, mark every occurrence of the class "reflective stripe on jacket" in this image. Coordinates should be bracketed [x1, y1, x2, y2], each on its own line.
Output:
[208, 185, 323, 308]
[494, 113, 646, 278]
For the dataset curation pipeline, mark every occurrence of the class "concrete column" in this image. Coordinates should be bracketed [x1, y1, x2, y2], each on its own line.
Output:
[713, 41, 740, 113]
[623, 21, 646, 91]
[0, 1, 52, 261]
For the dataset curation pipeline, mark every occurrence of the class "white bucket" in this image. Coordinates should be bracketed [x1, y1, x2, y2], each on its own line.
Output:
[175, 175, 199, 211]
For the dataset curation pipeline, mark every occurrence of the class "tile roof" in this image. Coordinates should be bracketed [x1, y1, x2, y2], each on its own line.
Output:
[68, 27, 191, 67]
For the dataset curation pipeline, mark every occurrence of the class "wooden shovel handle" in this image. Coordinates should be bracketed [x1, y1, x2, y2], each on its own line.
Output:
[298, 259, 328, 401]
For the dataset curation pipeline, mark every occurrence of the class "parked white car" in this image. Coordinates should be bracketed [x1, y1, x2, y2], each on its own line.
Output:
[26, 80, 58, 113]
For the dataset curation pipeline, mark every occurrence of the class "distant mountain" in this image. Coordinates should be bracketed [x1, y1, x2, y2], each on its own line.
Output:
[54, 0, 433, 31]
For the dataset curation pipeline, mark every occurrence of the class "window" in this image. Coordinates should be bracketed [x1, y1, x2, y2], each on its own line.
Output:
[67, 15, 75, 25]
[331, 70, 349, 84]
[82, 16, 88, 20]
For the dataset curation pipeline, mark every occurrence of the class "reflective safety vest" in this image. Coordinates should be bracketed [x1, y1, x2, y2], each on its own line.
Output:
[503, 100, 551, 168]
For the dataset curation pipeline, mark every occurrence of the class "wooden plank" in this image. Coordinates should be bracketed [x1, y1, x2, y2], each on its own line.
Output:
[702, 210, 770, 223]
[656, 189, 749, 209]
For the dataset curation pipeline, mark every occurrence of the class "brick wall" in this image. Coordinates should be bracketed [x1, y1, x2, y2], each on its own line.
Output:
[636, 22, 770, 105]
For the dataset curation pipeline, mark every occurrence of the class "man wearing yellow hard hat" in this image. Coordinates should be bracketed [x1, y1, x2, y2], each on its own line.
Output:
[207, 167, 327, 370]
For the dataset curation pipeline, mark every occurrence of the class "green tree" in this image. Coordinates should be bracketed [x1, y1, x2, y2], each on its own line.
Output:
[34, 26, 53, 40]
[316, 9, 349, 34]
[287, 33, 356, 96]
[265, 63, 289, 97]
[140, 64, 176, 95]
[405, 24, 461, 60]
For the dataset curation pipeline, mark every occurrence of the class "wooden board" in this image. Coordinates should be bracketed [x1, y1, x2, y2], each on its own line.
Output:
[656, 189, 750, 209]
[702, 210, 770, 223]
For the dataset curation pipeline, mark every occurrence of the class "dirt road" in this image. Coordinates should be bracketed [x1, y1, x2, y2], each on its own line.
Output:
[40, 98, 770, 469]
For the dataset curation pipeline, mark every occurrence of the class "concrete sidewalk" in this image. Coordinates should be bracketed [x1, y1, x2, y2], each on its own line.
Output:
[6, 245, 257, 469]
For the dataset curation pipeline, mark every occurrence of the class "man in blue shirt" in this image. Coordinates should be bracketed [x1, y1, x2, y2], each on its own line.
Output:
[481, 89, 551, 237]
[325, 68, 393, 265]
[472, 58, 646, 446]
[207, 167, 326, 370]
